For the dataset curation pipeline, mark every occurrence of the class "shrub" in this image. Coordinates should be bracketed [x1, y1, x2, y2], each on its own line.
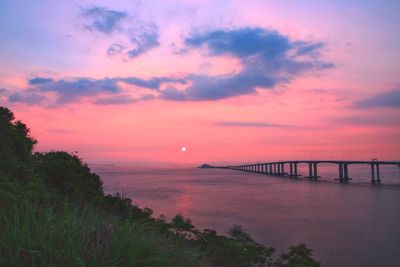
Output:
[33, 151, 104, 203]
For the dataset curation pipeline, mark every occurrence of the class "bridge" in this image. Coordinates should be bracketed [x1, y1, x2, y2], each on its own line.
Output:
[223, 160, 400, 184]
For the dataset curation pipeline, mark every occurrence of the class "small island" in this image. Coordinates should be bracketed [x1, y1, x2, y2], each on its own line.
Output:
[198, 163, 215, 168]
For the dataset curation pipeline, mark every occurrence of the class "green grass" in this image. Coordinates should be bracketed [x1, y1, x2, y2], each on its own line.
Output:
[0, 200, 206, 267]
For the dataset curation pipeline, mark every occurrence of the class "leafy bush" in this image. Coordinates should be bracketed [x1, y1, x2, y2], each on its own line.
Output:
[33, 151, 104, 203]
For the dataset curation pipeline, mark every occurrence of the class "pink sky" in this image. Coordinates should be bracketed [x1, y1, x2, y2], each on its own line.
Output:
[1, 0, 399, 164]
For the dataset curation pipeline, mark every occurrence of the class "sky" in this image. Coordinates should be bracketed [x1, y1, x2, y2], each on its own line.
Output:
[0, 0, 399, 164]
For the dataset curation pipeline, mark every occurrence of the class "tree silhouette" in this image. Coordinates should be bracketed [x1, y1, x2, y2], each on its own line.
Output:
[0, 106, 37, 178]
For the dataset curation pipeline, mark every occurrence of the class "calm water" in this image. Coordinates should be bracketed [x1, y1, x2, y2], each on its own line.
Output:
[92, 164, 400, 267]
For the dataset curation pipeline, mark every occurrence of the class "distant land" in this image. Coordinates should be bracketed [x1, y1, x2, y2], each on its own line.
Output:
[198, 163, 215, 168]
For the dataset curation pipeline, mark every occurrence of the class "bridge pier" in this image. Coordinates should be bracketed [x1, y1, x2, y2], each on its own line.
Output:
[370, 163, 381, 184]
[294, 162, 299, 177]
[305, 162, 320, 179]
[335, 162, 352, 182]
[288, 162, 300, 177]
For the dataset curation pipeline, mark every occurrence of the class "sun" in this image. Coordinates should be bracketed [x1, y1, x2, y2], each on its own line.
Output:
[181, 147, 187, 152]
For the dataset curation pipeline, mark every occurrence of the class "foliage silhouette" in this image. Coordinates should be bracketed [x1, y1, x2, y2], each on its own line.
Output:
[0, 106, 36, 178]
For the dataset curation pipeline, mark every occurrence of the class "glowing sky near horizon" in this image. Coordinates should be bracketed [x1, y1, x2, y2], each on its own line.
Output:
[0, 0, 399, 163]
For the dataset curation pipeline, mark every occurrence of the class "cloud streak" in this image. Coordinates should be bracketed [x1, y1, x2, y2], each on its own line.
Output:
[94, 94, 155, 105]
[127, 29, 160, 58]
[353, 89, 400, 109]
[215, 121, 296, 128]
[8, 76, 185, 106]
[8, 91, 46, 105]
[82, 6, 160, 58]
[28, 77, 54, 85]
[82, 7, 127, 34]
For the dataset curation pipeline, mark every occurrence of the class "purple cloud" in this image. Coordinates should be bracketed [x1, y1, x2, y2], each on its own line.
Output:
[82, 7, 127, 34]
[353, 89, 400, 109]
[162, 27, 333, 101]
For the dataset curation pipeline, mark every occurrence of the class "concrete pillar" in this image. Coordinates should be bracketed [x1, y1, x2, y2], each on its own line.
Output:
[308, 162, 313, 178]
[289, 163, 293, 177]
[294, 163, 298, 177]
[273, 163, 276, 175]
[371, 163, 382, 184]
[376, 164, 381, 183]
[344, 164, 349, 181]
[313, 162, 318, 178]
[281, 163, 285, 176]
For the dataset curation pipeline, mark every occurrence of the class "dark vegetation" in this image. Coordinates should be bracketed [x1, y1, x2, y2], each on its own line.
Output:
[0, 106, 320, 267]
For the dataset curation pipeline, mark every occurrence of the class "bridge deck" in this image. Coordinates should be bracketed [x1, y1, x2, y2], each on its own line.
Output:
[223, 160, 400, 184]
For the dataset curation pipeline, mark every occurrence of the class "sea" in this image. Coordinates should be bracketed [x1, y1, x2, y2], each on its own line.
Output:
[91, 163, 400, 267]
